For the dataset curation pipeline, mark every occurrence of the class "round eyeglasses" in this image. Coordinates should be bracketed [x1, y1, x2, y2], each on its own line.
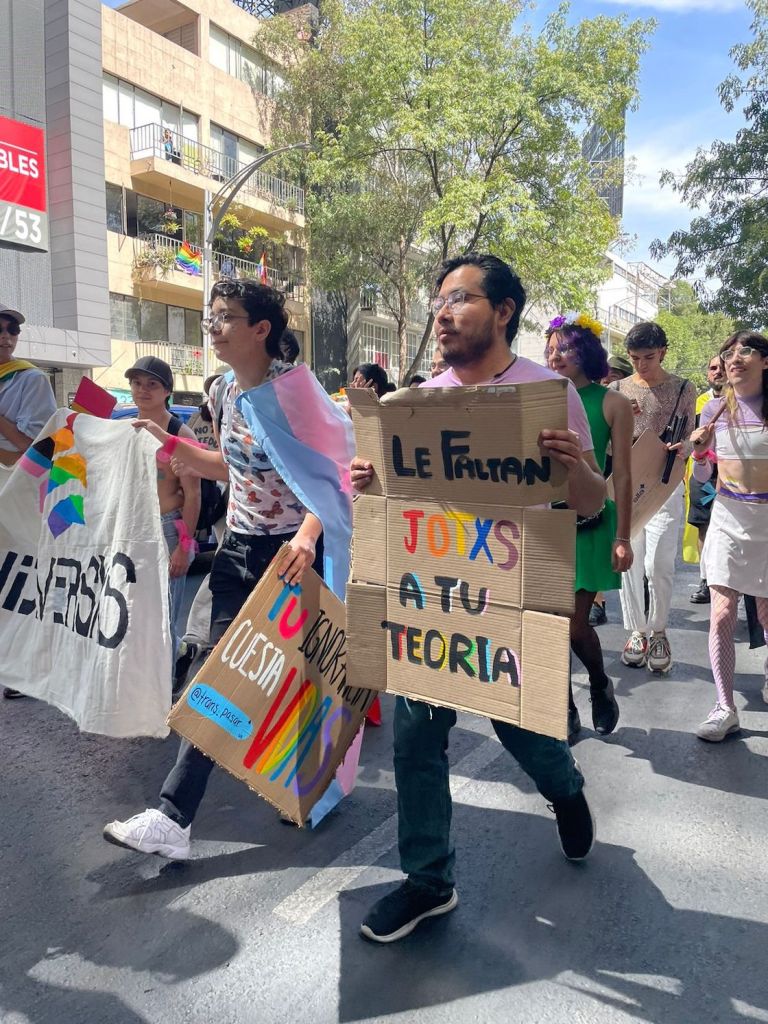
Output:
[200, 312, 250, 334]
[722, 345, 763, 363]
[431, 290, 488, 316]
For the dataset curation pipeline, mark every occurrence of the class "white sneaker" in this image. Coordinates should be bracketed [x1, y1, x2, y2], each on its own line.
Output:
[647, 633, 672, 674]
[103, 808, 191, 860]
[621, 631, 648, 667]
[696, 704, 740, 742]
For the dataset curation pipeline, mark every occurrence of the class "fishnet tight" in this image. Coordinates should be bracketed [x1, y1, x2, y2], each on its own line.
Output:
[709, 586, 768, 709]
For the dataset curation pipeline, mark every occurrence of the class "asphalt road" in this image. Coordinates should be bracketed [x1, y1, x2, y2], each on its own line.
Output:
[2, 560, 768, 1024]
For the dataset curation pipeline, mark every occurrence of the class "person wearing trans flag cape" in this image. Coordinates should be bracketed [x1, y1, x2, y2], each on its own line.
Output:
[104, 279, 360, 861]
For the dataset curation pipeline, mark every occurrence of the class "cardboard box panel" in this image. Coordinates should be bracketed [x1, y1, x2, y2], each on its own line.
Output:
[347, 381, 573, 740]
[519, 611, 570, 740]
[348, 380, 569, 506]
[168, 558, 375, 823]
[520, 507, 576, 615]
[346, 581, 388, 692]
[352, 494, 387, 586]
[607, 429, 685, 538]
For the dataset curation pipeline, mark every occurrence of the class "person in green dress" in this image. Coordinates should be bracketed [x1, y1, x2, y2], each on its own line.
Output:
[546, 314, 635, 742]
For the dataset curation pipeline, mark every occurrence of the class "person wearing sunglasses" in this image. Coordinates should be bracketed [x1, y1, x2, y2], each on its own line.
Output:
[0, 305, 56, 471]
[0, 304, 57, 699]
[690, 332, 768, 741]
[546, 314, 634, 743]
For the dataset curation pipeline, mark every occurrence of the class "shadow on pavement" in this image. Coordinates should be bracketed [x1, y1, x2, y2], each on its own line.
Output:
[337, 807, 768, 1023]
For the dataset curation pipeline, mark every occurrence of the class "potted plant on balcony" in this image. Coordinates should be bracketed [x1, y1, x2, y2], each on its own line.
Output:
[162, 208, 181, 236]
[132, 244, 177, 280]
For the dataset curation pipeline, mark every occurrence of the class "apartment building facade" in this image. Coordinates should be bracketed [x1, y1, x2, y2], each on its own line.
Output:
[0, 0, 111, 404]
[99, 0, 309, 403]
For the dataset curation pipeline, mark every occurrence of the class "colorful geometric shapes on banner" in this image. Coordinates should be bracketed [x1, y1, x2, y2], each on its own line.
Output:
[47, 494, 85, 538]
[19, 446, 52, 478]
[51, 427, 75, 456]
[47, 453, 87, 493]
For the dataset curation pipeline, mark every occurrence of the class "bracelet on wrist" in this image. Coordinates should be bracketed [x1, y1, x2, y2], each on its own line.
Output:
[614, 536, 631, 544]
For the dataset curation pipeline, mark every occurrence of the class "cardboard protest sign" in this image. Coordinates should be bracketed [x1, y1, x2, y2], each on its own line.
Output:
[347, 381, 576, 741]
[607, 429, 685, 538]
[168, 555, 376, 825]
[0, 411, 172, 736]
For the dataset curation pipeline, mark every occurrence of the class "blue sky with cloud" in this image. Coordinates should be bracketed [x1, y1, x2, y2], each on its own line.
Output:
[103, 0, 752, 276]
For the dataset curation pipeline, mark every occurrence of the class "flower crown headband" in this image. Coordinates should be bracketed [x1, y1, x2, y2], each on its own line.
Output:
[547, 311, 604, 338]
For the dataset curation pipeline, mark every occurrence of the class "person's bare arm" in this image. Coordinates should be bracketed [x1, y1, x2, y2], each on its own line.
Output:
[133, 418, 229, 481]
[604, 390, 634, 572]
[0, 415, 33, 452]
[540, 430, 606, 516]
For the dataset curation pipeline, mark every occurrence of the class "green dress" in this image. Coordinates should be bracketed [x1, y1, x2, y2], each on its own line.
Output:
[575, 382, 621, 593]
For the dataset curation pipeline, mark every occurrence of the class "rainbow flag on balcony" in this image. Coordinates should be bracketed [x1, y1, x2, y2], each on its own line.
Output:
[175, 241, 202, 276]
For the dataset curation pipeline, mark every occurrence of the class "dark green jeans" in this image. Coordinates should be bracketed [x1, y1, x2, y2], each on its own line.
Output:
[394, 697, 584, 892]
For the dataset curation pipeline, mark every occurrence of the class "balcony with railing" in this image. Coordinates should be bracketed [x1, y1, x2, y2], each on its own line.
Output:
[136, 341, 204, 376]
[132, 233, 307, 303]
[129, 124, 305, 223]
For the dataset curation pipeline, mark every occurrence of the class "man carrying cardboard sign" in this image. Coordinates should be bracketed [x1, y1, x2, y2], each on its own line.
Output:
[351, 253, 607, 943]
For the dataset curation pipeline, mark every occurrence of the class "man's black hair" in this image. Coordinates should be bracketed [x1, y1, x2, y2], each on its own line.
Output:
[434, 253, 526, 345]
[210, 278, 288, 358]
[279, 328, 301, 364]
[624, 321, 668, 352]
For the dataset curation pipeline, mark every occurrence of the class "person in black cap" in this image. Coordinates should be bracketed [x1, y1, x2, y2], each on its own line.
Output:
[0, 305, 56, 470]
[124, 356, 200, 663]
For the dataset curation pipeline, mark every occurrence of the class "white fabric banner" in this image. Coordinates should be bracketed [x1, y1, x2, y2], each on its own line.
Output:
[0, 411, 172, 737]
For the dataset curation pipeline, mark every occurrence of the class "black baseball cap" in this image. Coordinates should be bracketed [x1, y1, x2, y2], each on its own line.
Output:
[125, 356, 173, 391]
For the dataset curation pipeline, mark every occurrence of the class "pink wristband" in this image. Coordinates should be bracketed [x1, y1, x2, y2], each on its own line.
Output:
[157, 435, 209, 464]
[174, 519, 198, 554]
[692, 448, 715, 463]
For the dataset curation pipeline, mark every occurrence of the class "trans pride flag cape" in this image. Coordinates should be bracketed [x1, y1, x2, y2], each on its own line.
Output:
[232, 364, 358, 825]
[233, 364, 355, 601]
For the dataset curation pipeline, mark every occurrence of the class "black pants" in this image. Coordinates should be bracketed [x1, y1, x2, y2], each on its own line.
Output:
[159, 529, 323, 827]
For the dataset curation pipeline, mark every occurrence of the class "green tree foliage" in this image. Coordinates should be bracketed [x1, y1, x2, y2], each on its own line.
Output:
[656, 281, 735, 391]
[652, 0, 768, 326]
[259, 0, 653, 381]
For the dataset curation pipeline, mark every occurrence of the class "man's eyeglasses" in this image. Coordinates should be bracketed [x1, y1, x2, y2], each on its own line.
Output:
[722, 345, 763, 363]
[200, 312, 250, 334]
[431, 290, 488, 316]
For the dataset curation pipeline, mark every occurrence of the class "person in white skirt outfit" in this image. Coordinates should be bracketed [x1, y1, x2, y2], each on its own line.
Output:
[690, 331, 768, 741]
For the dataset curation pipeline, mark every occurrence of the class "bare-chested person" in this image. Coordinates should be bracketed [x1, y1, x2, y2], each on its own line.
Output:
[125, 357, 200, 661]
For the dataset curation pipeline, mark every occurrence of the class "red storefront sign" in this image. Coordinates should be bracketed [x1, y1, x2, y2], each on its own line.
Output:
[0, 115, 47, 213]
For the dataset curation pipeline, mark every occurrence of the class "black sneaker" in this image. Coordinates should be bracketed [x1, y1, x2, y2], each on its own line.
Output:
[567, 705, 582, 745]
[550, 790, 595, 861]
[589, 601, 607, 626]
[3, 688, 27, 700]
[590, 679, 619, 735]
[360, 880, 458, 943]
[690, 579, 711, 604]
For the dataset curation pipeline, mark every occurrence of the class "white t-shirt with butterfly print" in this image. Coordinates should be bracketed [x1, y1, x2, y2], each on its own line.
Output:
[209, 362, 307, 536]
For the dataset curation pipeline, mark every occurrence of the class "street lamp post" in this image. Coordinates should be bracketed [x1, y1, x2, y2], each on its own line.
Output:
[201, 142, 311, 380]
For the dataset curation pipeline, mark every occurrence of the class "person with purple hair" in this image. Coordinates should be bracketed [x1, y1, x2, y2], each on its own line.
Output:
[546, 313, 635, 742]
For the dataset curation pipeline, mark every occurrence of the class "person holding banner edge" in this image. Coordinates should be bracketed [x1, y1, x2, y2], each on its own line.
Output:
[104, 279, 354, 858]
[351, 253, 607, 944]
[545, 314, 634, 742]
